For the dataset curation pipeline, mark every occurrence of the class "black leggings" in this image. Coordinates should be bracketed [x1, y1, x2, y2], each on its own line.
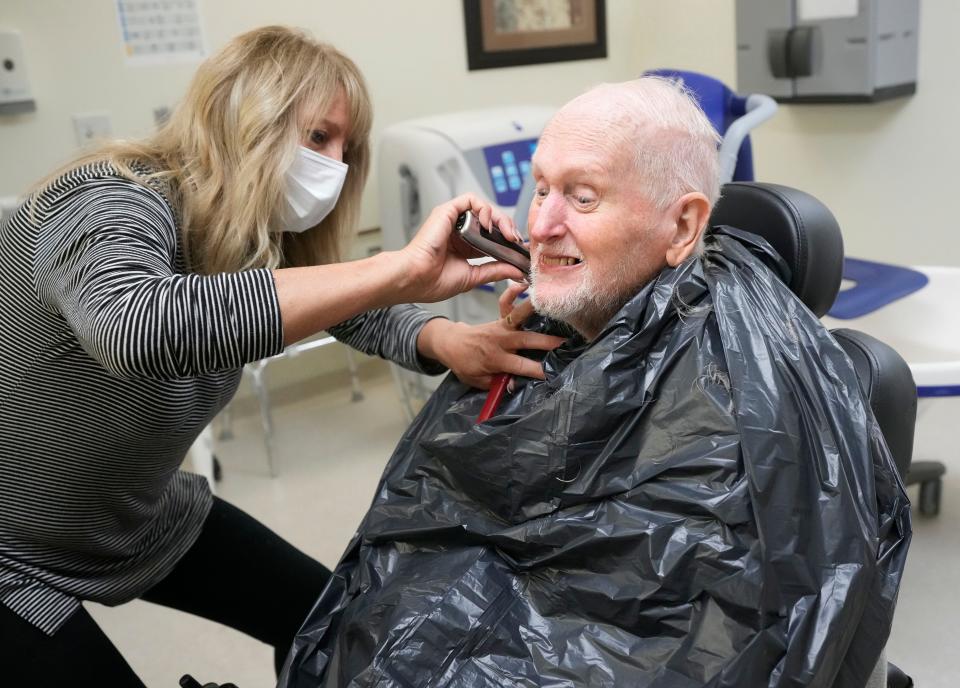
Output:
[2, 496, 331, 687]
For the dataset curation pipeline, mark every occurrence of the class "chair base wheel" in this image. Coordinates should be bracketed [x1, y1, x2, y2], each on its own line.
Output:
[906, 460, 946, 517]
[918, 479, 941, 516]
[886, 661, 913, 688]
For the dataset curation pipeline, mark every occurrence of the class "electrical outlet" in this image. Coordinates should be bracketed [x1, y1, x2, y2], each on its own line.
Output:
[153, 105, 170, 127]
[72, 112, 112, 147]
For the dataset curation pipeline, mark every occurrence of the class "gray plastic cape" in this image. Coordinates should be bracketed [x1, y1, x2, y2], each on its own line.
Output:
[280, 228, 911, 688]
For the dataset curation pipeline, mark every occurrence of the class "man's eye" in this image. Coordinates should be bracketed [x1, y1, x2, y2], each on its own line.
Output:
[534, 186, 548, 199]
[310, 130, 328, 145]
[575, 194, 596, 206]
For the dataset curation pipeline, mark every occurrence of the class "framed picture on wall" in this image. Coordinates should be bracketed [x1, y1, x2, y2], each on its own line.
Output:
[463, 0, 607, 70]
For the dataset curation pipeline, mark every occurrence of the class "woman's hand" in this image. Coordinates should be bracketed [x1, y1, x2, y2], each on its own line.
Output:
[416, 282, 565, 389]
[396, 194, 525, 305]
[273, 195, 526, 347]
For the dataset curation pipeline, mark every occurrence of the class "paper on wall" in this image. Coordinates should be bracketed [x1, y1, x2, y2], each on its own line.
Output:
[798, 0, 859, 22]
[115, 0, 205, 65]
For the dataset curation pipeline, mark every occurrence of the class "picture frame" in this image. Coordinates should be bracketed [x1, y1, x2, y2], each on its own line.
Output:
[463, 0, 607, 71]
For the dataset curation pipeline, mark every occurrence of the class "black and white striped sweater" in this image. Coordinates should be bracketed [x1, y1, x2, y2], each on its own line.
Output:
[0, 162, 442, 635]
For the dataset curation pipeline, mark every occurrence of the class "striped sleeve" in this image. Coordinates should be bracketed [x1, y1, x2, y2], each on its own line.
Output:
[33, 176, 284, 380]
[328, 305, 448, 375]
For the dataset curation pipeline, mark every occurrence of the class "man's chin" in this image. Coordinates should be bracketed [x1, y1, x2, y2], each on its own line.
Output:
[530, 294, 607, 340]
[528, 287, 572, 323]
[530, 256, 659, 339]
[531, 281, 645, 340]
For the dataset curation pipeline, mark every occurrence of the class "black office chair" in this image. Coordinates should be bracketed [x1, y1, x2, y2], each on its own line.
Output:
[710, 183, 918, 476]
[710, 182, 916, 688]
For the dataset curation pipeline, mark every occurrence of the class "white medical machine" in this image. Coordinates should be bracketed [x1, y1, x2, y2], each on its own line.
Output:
[378, 106, 555, 416]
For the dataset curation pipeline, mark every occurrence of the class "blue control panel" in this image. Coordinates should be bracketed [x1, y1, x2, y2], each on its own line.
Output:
[482, 138, 538, 207]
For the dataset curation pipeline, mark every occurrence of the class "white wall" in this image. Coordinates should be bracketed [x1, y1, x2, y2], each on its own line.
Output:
[632, 0, 959, 267]
[0, 0, 642, 232]
[2, 1, 955, 267]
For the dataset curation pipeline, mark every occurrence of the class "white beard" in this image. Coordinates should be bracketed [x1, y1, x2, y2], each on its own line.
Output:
[529, 246, 638, 339]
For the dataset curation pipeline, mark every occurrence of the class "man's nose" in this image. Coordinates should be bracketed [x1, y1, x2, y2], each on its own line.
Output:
[527, 193, 567, 243]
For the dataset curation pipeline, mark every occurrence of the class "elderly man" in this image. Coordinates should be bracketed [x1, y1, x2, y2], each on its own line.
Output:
[280, 78, 909, 688]
[525, 79, 716, 342]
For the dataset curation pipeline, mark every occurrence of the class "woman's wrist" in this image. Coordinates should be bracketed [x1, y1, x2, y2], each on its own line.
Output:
[356, 250, 408, 308]
[416, 317, 460, 367]
[373, 249, 419, 307]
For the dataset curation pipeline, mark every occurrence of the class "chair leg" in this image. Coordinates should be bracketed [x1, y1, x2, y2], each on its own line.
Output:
[345, 347, 364, 402]
[247, 361, 277, 477]
[217, 399, 235, 441]
[390, 363, 416, 423]
[918, 478, 942, 516]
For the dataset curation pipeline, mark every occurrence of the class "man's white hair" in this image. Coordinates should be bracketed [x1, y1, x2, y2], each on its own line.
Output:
[571, 76, 721, 212]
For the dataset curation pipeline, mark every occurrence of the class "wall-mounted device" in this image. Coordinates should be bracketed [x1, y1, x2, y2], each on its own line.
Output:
[1, 196, 19, 226]
[736, 0, 919, 103]
[0, 30, 35, 115]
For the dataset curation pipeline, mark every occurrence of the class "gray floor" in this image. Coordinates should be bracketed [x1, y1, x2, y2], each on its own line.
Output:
[88, 361, 960, 687]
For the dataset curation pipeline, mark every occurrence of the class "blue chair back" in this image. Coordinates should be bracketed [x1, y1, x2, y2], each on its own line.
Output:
[644, 69, 755, 182]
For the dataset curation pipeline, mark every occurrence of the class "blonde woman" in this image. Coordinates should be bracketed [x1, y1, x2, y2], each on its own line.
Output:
[0, 25, 563, 686]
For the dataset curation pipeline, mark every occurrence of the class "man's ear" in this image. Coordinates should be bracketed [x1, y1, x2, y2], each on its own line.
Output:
[665, 192, 711, 267]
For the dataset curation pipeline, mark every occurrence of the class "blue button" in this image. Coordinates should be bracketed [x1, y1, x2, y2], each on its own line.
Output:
[502, 151, 516, 164]
[508, 175, 522, 190]
[490, 165, 505, 179]
[519, 160, 531, 175]
[505, 165, 519, 178]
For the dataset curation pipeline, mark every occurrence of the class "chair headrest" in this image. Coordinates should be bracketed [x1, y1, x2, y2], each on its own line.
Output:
[709, 182, 844, 317]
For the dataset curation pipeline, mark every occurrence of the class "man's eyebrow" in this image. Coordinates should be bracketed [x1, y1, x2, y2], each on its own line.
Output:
[533, 162, 609, 181]
[577, 163, 609, 180]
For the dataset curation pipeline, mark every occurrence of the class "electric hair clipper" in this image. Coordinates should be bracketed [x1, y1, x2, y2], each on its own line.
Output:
[455, 211, 530, 279]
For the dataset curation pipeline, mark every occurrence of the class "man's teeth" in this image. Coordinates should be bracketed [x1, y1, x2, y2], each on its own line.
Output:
[542, 256, 581, 266]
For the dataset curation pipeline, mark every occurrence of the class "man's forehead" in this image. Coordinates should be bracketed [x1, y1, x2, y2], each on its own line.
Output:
[534, 119, 630, 178]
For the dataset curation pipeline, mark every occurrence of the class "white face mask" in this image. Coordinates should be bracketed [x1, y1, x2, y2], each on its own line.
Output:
[279, 146, 349, 233]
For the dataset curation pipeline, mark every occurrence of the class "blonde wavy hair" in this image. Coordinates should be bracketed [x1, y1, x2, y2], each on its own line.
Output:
[32, 25, 372, 274]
